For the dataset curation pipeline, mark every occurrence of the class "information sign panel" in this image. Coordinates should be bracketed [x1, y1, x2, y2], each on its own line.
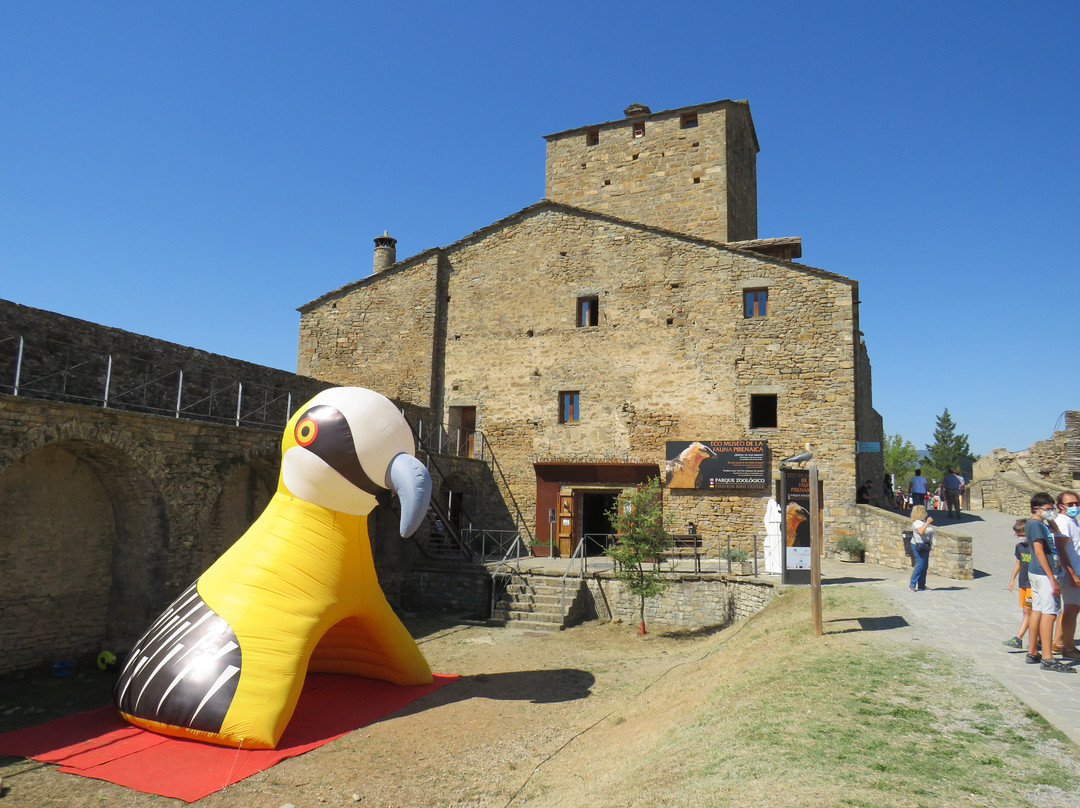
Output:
[664, 440, 767, 490]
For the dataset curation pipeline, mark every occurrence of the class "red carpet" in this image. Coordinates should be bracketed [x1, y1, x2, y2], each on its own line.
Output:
[0, 672, 458, 802]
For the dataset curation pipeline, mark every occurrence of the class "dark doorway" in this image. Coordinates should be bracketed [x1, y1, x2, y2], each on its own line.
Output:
[580, 492, 618, 556]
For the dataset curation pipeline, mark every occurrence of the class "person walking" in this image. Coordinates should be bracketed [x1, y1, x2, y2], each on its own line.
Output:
[909, 469, 929, 508]
[943, 468, 964, 519]
[909, 505, 933, 592]
[1003, 519, 1033, 649]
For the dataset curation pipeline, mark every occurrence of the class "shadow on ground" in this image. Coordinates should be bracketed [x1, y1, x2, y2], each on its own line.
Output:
[824, 615, 910, 634]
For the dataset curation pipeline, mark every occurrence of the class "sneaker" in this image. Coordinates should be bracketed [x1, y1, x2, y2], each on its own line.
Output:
[1026, 653, 1041, 664]
[1041, 658, 1076, 673]
[909, 585, 917, 592]
[1002, 637, 1023, 649]
[1060, 647, 1080, 661]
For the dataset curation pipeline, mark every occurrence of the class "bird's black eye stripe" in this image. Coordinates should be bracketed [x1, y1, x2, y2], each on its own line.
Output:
[295, 405, 382, 496]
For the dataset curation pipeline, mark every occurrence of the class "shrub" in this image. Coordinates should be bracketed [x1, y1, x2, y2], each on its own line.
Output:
[720, 546, 750, 562]
[836, 535, 865, 554]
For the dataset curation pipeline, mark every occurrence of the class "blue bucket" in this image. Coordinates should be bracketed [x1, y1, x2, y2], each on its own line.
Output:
[51, 659, 75, 677]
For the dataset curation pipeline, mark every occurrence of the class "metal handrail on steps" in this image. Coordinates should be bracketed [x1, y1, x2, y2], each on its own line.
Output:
[560, 538, 589, 625]
[489, 535, 527, 620]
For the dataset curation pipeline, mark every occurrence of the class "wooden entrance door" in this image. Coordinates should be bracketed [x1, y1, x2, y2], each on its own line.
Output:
[556, 494, 575, 557]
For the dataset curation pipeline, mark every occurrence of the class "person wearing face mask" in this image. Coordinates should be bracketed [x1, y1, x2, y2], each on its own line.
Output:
[1025, 493, 1074, 672]
[1052, 490, 1080, 660]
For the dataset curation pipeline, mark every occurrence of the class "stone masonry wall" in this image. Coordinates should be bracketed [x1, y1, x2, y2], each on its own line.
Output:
[580, 574, 778, 629]
[302, 204, 867, 558]
[441, 207, 861, 557]
[0, 395, 283, 672]
[297, 255, 442, 408]
[854, 504, 973, 580]
[1, 298, 327, 426]
[544, 101, 757, 244]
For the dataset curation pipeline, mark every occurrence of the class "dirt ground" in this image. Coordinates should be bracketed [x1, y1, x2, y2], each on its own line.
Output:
[0, 613, 734, 808]
[3, 590, 1078, 808]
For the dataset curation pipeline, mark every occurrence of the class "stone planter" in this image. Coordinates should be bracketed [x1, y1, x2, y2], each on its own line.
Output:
[725, 560, 754, 575]
[837, 550, 864, 563]
[531, 544, 556, 558]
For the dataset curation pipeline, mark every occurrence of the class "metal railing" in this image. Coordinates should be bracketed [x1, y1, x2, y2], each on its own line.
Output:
[461, 528, 523, 559]
[408, 416, 535, 558]
[1, 334, 301, 430]
[489, 535, 528, 619]
[560, 538, 589, 624]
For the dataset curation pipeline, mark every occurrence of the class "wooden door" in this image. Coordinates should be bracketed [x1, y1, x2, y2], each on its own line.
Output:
[556, 494, 575, 557]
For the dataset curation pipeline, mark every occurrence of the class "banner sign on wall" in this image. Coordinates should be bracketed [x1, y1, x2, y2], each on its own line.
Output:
[664, 440, 768, 490]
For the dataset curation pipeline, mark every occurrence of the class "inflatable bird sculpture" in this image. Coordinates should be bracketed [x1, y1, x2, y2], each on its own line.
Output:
[114, 387, 433, 749]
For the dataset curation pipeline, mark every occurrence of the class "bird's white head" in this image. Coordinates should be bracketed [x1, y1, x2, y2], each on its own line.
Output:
[279, 387, 432, 536]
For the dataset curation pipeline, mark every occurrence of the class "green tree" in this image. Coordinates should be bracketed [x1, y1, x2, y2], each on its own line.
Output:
[925, 408, 973, 480]
[605, 477, 673, 635]
[883, 433, 920, 489]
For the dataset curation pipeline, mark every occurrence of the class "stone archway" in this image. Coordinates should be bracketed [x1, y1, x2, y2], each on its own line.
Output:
[0, 438, 169, 671]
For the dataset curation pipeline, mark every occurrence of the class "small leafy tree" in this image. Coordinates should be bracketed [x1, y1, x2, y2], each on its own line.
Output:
[605, 477, 673, 635]
[883, 432, 920, 489]
[925, 408, 973, 481]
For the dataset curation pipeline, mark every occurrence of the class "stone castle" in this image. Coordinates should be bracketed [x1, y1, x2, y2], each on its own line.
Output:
[297, 99, 884, 554]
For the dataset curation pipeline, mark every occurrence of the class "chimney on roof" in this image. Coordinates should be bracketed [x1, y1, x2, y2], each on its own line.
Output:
[623, 103, 651, 117]
[373, 230, 397, 274]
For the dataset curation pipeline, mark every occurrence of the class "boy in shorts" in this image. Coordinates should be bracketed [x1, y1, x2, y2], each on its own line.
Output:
[1003, 519, 1032, 649]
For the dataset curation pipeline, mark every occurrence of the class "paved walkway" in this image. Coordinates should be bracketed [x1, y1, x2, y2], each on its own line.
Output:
[822, 508, 1080, 747]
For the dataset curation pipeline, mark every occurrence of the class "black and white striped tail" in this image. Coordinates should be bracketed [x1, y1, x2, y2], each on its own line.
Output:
[114, 582, 243, 734]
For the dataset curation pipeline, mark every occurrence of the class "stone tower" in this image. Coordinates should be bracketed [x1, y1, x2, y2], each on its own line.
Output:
[543, 99, 759, 243]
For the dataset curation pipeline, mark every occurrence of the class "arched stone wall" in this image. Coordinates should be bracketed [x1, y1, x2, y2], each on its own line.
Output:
[0, 395, 283, 673]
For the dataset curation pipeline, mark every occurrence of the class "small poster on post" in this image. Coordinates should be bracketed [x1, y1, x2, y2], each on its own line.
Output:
[781, 468, 812, 584]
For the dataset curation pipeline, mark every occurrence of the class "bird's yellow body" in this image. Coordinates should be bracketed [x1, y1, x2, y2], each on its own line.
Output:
[115, 387, 433, 749]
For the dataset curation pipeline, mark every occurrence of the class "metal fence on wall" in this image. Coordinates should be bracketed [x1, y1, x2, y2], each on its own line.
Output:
[0, 334, 300, 430]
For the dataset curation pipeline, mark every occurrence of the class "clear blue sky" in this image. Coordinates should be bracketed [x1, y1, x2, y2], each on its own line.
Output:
[2, 2, 1077, 456]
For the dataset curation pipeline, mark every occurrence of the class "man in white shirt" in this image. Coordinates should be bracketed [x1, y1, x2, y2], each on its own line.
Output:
[1053, 490, 1080, 660]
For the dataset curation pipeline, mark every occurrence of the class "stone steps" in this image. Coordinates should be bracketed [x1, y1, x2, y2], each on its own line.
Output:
[491, 574, 585, 632]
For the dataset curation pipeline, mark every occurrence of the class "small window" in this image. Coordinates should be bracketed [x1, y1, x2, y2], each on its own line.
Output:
[577, 296, 599, 327]
[632, 121, 645, 138]
[559, 391, 580, 423]
[750, 395, 778, 429]
[680, 112, 698, 129]
[586, 128, 600, 146]
[744, 288, 768, 318]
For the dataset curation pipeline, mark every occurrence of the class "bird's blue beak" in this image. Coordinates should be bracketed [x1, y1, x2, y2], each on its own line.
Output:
[387, 453, 432, 537]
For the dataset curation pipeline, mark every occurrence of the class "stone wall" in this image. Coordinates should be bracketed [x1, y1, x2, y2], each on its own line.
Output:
[403, 567, 491, 618]
[0, 395, 283, 673]
[969, 415, 1080, 514]
[578, 573, 778, 629]
[299, 203, 874, 559]
[544, 101, 758, 243]
[297, 255, 443, 409]
[853, 504, 973, 580]
[1, 298, 327, 426]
